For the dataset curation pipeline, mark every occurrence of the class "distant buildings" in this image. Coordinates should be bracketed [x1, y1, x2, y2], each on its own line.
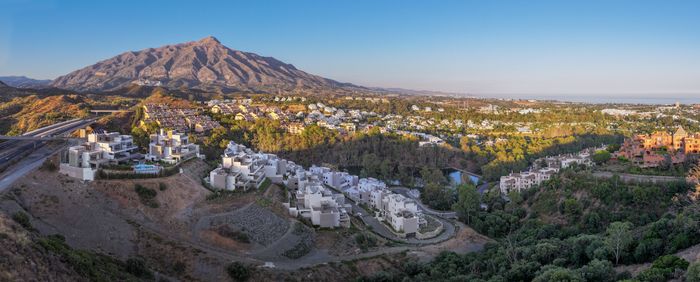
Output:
[615, 126, 699, 168]
[142, 104, 221, 133]
[499, 148, 598, 194]
[499, 168, 559, 194]
[145, 129, 202, 164]
[601, 108, 637, 117]
[59, 131, 138, 181]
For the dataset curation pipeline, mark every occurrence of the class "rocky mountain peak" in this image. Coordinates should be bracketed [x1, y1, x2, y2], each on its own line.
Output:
[197, 36, 221, 45]
[50, 37, 351, 92]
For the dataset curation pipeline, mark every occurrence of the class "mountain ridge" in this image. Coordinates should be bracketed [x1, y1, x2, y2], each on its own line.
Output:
[0, 76, 51, 88]
[50, 36, 355, 92]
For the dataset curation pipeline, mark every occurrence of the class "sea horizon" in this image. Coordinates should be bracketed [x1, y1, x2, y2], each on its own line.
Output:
[479, 94, 700, 105]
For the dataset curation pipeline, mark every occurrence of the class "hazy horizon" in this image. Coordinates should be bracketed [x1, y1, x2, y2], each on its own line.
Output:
[1, 0, 699, 97]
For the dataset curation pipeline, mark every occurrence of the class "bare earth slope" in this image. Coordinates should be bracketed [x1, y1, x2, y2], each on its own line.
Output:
[51, 36, 350, 92]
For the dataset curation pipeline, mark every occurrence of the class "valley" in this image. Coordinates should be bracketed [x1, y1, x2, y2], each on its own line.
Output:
[1, 14, 700, 281]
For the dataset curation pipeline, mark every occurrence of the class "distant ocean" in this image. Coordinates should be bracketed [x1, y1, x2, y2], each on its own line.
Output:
[486, 95, 700, 105]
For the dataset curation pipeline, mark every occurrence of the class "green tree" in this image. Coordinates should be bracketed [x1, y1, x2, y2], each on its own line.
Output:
[533, 266, 584, 282]
[605, 221, 633, 265]
[422, 182, 453, 211]
[592, 150, 612, 165]
[452, 183, 480, 225]
[578, 259, 615, 282]
[226, 262, 251, 282]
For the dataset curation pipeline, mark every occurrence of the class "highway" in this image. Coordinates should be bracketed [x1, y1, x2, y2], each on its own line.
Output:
[0, 118, 95, 191]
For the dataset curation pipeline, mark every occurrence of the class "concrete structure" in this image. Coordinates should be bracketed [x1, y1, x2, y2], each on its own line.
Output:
[293, 176, 351, 228]
[59, 131, 138, 181]
[340, 176, 423, 236]
[145, 129, 201, 164]
[381, 194, 420, 234]
[209, 141, 268, 191]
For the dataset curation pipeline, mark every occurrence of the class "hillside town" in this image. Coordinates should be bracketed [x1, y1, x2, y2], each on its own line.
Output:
[141, 103, 221, 133]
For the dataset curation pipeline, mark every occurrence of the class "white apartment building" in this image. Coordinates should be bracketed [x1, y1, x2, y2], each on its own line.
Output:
[499, 167, 560, 194]
[293, 179, 351, 228]
[86, 131, 138, 161]
[341, 176, 422, 236]
[381, 194, 420, 234]
[209, 141, 267, 191]
[145, 129, 201, 164]
[500, 147, 600, 194]
[345, 177, 386, 203]
[59, 131, 138, 181]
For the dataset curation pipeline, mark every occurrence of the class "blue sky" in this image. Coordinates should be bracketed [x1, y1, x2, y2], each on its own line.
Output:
[1, 0, 699, 97]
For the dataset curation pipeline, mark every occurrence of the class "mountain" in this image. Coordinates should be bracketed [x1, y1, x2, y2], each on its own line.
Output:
[0, 76, 51, 88]
[51, 36, 353, 92]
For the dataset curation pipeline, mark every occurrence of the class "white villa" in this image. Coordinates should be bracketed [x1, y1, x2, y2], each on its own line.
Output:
[145, 129, 202, 164]
[289, 171, 352, 228]
[59, 131, 138, 181]
[381, 194, 420, 234]
[209, 141, 289, 191]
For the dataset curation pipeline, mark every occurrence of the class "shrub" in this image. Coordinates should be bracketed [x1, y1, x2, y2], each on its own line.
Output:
[38, 234, 147, 280]
[12, 211, 32, 230]
[134, 184, 159, 208]
[125, 257, 153, 279]
[226, 262, 251, 282]
[355, 233, 378, 251]
[40, 158, 57, 171]
[159, 182, 168, 191]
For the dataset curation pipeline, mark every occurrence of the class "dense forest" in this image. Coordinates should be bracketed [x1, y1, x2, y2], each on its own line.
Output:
[359, 167, 700, 281]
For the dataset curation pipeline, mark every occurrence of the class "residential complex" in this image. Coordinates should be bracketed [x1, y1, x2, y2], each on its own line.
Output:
[209, 141, 289, 191]
[499, 147, 599, 194]
[205, 140, 424, 234]
[145, 129, 202, 164]
[499, 168, 559, 194]
[343, 178, 423, 235]
[59, 131, 138, 181]
[142, 104, 221, 133]
[615, 127, 700, 168]
[287, 170, 352, 228]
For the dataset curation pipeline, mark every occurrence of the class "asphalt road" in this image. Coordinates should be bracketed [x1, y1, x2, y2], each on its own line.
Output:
[593, 171, 687, 183]
[0, 119, 94, 192]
